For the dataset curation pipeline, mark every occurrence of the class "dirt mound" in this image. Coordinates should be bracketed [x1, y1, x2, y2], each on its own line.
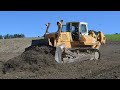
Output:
[2, 46, 56, 74]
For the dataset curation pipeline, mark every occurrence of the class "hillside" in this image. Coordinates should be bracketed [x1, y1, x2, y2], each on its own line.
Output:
[0, 38, 39, 62]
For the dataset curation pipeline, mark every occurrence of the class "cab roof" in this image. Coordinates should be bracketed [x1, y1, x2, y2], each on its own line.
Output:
[66, 22, 88, 24]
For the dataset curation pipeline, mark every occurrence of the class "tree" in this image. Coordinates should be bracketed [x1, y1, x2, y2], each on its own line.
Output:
[4, 34, 10, 39]
[115, 33, 118, 34]
[13, 34, 25, 38]
[0, 35, 3, 39]
[3, 34, 25, 39]
[21, 34, 25, 38]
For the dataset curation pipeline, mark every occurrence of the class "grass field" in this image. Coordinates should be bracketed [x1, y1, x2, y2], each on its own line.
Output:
[105, 34, 120, 41]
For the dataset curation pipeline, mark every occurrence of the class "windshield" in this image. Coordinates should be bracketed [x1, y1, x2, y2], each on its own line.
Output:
[62, 24, 71, 32]
[62, 23, 80, 32]
[81, 24, 87, 33]
[62, 25, 66, 32]
[66, 23, 70, 32]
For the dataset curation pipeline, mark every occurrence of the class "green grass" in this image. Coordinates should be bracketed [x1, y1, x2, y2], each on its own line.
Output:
[105, 34, 120, 41]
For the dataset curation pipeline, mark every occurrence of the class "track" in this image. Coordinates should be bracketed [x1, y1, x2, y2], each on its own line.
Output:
[61, 48, 100, 63]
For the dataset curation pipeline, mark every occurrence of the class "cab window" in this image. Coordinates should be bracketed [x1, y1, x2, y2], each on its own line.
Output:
[62, 25, 66, 32]
[81, 24, 87, 33]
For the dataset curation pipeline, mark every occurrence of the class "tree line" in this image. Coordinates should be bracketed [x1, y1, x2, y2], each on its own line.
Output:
[0, 34, 25, 39]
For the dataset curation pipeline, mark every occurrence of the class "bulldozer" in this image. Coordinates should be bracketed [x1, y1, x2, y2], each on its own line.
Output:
[25, 20, 106, 63]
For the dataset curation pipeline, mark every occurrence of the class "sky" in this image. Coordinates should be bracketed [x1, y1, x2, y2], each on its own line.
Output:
[0, 11, 120, 37]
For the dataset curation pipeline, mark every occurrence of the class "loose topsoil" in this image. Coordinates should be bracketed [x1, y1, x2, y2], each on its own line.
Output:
[1, 40, 120, 79]
[2, 46, 56, 73]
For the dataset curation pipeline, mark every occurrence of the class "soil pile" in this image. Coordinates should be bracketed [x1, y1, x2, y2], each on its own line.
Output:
[2, 46, 56, 73]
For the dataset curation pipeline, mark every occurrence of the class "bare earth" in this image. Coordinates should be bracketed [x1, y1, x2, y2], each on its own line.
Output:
[0, 38, 120, 79]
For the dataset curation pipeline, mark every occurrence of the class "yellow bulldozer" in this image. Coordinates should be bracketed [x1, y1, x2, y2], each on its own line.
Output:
[25, 20, 106, 63]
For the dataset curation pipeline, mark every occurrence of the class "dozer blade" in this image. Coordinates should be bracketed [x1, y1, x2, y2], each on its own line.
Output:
[55, 44, 100, 63]
[25, 38, 49, 51]
[31, 38, 49, 46]
[55, 44, 65, 63]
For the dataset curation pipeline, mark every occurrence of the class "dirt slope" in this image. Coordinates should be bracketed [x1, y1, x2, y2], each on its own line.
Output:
[0, 38, 37, 62]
